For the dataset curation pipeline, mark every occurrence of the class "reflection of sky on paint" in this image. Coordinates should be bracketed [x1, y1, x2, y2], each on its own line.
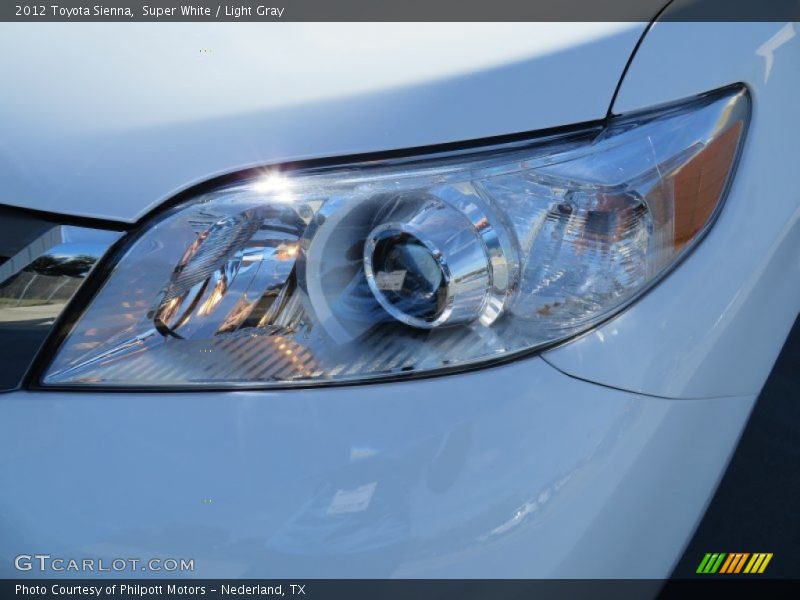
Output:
[0, 23, 637, 132]
[408, 397, 640, 550]
[49, 242, 107, 260]
[47, 228, 121, 261]
[62, 228, 120, 245]
[756, 23, 796, 83]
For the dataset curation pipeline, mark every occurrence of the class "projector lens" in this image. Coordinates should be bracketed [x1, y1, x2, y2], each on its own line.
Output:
[369, 232, 446, 321]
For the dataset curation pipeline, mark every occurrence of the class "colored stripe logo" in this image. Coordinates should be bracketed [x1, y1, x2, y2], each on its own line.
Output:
[697, 552, 773, 574]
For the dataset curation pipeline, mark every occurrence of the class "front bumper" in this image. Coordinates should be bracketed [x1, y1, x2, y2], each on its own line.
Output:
[0, 355, 754, 578]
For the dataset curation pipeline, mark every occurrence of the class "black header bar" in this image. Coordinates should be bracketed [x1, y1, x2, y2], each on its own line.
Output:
[2, 0, 799, 22]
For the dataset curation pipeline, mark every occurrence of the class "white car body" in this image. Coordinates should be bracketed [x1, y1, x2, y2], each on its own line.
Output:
[0, 19, 798, 578]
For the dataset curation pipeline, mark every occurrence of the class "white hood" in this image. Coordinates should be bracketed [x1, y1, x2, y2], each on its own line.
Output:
[0, 22, 646, 222]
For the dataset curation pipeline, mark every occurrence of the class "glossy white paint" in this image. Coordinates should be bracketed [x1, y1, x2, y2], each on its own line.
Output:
[544, 22, 800, 398]
[0, 358, 754, 578]
[0, 22, 644, 222]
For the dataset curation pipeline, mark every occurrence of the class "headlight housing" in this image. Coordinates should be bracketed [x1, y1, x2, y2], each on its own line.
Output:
[42, 86, 749, 388]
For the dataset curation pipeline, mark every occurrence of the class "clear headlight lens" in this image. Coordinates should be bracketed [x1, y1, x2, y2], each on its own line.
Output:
[43, 86, 748, 387]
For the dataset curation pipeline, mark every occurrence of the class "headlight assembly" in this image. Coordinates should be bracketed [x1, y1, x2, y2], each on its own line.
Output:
[41, 86, 749, 388]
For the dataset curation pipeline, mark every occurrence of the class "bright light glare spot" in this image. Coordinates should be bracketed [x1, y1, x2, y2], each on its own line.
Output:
[275, 243, 299, 260]
[252, 172, 294, 201]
